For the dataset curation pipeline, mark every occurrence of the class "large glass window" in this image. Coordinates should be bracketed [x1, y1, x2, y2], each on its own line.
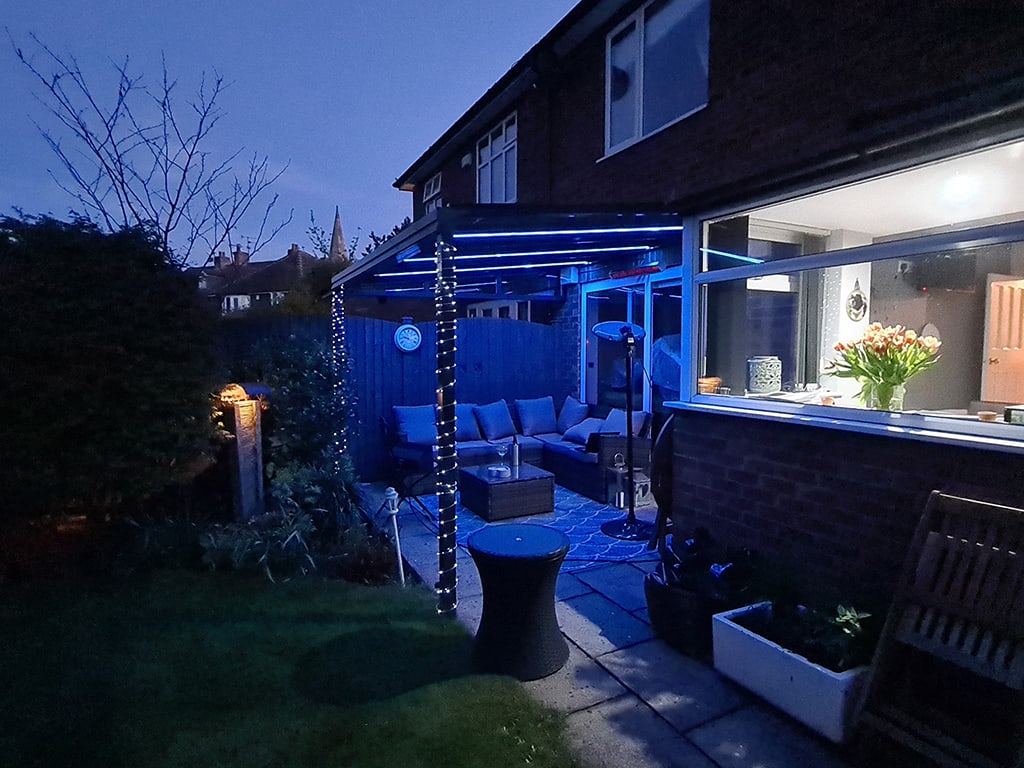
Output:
[605, 0, 709, 153]
[582, 272, 682, 421]
[695, 139, 1024, 433]
[477, 114, 517, 204]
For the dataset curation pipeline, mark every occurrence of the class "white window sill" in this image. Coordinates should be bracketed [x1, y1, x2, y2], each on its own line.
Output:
[665, 397, 1024, 456]
[599, 102, 708, 163]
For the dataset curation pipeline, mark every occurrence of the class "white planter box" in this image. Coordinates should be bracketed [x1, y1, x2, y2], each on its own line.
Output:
[712, 602, 868, 743]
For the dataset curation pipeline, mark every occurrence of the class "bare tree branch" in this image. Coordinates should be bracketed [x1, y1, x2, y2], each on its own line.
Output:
[10, 31, 290, 266]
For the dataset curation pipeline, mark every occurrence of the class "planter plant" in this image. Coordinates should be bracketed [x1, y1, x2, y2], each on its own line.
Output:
[712, 601, 877, 743]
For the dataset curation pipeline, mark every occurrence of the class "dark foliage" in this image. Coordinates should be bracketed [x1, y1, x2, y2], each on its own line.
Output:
[0, 216, 221, 519]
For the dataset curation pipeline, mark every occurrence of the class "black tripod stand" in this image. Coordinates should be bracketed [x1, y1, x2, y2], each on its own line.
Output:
[592, 321, 655, 542]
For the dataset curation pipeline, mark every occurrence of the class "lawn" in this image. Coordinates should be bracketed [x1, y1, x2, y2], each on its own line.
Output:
[0, 569, 581, 768]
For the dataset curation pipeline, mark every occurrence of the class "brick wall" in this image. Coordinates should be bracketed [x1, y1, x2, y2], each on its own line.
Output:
[670, 409, 1024, 604]
[549, 283, 581, 398]
[529, 0, 1024, 214]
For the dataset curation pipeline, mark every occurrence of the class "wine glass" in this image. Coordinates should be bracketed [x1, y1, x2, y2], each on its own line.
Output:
[495, 442, 508, 467]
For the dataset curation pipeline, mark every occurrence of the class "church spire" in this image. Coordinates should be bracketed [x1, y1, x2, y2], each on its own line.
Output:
[329, 206, 348, 261]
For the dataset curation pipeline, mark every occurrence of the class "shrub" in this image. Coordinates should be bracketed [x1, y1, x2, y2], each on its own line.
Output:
[0, 216, 221, 520]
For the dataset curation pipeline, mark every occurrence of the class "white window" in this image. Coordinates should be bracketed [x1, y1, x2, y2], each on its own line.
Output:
[691, 139, 1024, 450]
[606, 0, 709, 153]
[477, 114, 517, 204]
[422, 173, 442, 213]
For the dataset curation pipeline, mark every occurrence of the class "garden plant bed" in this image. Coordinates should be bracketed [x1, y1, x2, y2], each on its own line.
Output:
[713, 602, 875, 743]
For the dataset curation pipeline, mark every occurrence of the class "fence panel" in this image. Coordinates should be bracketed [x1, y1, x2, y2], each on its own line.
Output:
[347, 316, 570, 480]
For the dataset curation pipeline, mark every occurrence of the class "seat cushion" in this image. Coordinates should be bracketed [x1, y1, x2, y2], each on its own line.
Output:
[563, 416, 605, 445]
[557, 395, 590, 433]
[456, 439, 496, 466]
[515, 396, 558, 436]
[544, 439, 599, 465]
[474, 399, 517, 440]
[602, 408, 647, 437]
[393, 404, 436, 445]
[455, 403, 482, 441]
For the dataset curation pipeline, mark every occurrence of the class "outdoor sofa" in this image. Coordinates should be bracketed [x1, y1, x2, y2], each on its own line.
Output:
[388, 395, 652, 504]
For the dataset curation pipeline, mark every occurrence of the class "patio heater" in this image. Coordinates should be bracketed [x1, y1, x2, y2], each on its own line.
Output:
[592, 321, 654, 541]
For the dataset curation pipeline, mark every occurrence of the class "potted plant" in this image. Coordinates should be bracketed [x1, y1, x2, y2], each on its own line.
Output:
[824, 322, 941, 410]
[712, 600, 878, 743]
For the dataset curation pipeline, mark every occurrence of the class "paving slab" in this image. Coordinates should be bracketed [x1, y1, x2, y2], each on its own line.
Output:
[565, 694, 718, 768]
[575, 561, 650, 612]
[686, 703, 851, 768]
[523, 638, 628, 714]
[556, 571, 594, 601]
[598, 639, 749, 733]
[558, 591, 655, 657]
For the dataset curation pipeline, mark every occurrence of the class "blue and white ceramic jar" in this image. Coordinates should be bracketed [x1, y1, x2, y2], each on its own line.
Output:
[746, 356, 782, 394]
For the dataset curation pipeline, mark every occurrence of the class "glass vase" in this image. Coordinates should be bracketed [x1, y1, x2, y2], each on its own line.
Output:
[868, 382, 905, 412]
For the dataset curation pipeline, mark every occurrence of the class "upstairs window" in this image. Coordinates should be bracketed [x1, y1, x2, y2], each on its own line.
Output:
[477, 113, 517, 204]
[422, 172, 442, 213]
[606, 0, 710, 153]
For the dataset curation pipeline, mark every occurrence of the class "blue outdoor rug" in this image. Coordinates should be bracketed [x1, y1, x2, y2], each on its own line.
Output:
[408, 485, 661, 573]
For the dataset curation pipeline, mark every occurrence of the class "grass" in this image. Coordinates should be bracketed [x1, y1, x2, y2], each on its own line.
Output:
[0, 569, 581, 768]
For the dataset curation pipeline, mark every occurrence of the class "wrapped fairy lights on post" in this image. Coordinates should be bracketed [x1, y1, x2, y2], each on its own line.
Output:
[434, 235, 459, 615]
[330, 283, 349, 461]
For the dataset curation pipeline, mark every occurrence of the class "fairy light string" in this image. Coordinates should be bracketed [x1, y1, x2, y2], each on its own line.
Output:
[434, 235, 459, 615]
[330, 284, 349, 463]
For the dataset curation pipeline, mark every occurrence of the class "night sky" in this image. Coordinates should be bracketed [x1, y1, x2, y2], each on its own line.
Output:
[1, 0, 577, 263]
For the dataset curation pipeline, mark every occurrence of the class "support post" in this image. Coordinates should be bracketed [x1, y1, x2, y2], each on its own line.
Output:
[435, 235, 459, 615]
[330, 284, 349, 462]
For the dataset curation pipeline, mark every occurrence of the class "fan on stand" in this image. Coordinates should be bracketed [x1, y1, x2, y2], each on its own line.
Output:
[592, 321, 655, 542]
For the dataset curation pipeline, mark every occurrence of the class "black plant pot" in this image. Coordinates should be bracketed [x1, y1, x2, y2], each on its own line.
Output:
[644, 565, 734, 658]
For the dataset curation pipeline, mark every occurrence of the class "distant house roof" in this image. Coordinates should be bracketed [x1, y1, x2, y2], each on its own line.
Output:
[221, 245, 317, 295]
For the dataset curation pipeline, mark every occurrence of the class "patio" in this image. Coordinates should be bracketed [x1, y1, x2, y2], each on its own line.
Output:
[362, 482, 857, 768]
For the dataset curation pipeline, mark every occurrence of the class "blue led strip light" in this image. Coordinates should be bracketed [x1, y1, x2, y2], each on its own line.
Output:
[434, 236, 459, 615]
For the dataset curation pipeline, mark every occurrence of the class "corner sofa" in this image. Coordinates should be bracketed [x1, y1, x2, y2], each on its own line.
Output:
[388, 395, 652, 504]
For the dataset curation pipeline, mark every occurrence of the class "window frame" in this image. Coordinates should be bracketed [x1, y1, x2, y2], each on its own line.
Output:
[422, 172, 442, 212]
[678, 213, 1024, 455]
[604, 0, 710, 156]
[476, 113, 517, 204]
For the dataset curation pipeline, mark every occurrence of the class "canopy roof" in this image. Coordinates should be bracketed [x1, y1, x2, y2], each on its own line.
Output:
[332, 206, 683, 301]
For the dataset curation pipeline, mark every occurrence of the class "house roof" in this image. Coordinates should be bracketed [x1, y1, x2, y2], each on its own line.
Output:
[393, 0, 625, 191]
[332, 205, 682, 301]
[223, 246, 318, 295]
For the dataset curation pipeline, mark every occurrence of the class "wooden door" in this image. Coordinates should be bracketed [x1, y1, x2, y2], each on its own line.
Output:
[982, 274, 1024, 404]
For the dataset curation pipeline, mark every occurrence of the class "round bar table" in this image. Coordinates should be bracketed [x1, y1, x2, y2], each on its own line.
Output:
[467, 523, 570, 680]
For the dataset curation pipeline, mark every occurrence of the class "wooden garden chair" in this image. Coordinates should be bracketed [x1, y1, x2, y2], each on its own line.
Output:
[855, 491, 1024, 767]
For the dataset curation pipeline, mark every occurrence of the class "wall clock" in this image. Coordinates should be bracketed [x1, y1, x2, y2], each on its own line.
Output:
[394, 321, 422, 352]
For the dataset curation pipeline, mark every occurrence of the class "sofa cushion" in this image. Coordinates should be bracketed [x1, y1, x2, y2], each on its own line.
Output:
[557, 395, 590, 433]
[602, 408, 647, 437]
[532, 431, 565, 445]
[455, 403, 482, 441]
[456, 439, 495, 466]
[474, 399, 517, 440]
[544, 439, 599, 465]
[393, 404, 435, 445]
[563, 416, 605, 445]
[515, 396, 558, 436]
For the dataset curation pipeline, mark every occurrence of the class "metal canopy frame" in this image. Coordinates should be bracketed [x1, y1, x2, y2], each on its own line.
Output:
[331, 206, 683, 615]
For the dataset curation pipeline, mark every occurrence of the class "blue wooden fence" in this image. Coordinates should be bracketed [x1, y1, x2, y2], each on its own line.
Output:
[215, 314, 572, 481]
[347, 316, 572, 480]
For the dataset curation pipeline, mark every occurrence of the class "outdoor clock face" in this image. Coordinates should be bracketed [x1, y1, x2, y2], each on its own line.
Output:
[394, 324, 422, 352]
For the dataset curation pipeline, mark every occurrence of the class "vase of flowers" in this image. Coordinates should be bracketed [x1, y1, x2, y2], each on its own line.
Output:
[825, 323, 941, 411]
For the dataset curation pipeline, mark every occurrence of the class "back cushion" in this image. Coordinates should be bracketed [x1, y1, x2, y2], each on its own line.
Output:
[563, 417, 606, 445]
[557, 395, 590, 433]
[602, 408, 647, 437]
[515, 396, 558, 436]
[455, 403, 482, 441]
[473, 399, 517, 440]
[393, 405, 436, 445]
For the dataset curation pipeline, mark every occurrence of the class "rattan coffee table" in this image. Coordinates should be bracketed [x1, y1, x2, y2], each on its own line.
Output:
[459, 463, 555, 521]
